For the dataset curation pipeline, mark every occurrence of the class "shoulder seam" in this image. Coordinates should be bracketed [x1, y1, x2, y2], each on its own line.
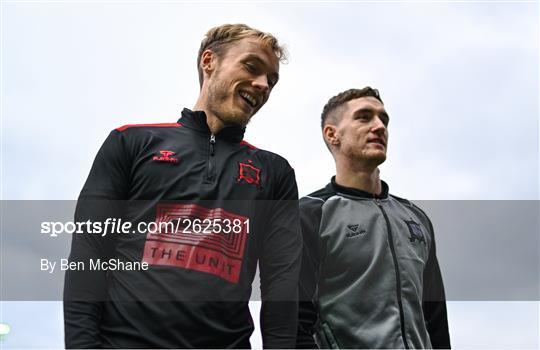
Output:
[116, 122, 182, 132]
[390, 194, 411, 205]
[240, 140, 258, 150]
[304, 195, 326, 203]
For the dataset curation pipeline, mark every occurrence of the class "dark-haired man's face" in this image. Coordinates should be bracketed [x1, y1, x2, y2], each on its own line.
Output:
[333, 96, 389, 167]
[205, 37, 280, 127]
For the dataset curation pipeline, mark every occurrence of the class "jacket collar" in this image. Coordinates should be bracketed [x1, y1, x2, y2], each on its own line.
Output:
[178, 108, 246, 143]
[328, 176, 389, 199]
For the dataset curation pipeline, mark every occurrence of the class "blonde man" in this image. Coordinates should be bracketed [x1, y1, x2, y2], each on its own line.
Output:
[64, 24, 301, 348]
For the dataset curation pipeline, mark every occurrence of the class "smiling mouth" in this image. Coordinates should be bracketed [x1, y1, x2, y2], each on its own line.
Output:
[239, 90, 258, 109]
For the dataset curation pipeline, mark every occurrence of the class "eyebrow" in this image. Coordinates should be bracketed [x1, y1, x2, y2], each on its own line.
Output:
[354, 107, 390, 118]
[355, 108, 390, 121]
[244, 54, 280, 84]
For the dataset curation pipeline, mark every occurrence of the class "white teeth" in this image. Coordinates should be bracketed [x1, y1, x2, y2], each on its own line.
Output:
[240, 91, 257, 107]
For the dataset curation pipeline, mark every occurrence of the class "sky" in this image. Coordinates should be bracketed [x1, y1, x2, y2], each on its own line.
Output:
[1, 0, 538, 348]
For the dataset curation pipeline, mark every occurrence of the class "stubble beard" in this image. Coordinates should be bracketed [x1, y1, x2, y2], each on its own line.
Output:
[344, 145, 386, 171]
[362, 147, 387, 168]
[206, 76, 250, 127]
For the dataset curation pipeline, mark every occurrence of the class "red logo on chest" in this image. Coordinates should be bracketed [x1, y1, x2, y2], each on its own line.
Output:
[153, 150, 179, 163]
[237, 160, 261, 188]
[142, 204, 249, 284]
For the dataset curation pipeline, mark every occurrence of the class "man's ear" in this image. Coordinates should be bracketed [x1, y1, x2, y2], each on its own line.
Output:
[323, 124, 340, 147]
[200, 49, 217, 78]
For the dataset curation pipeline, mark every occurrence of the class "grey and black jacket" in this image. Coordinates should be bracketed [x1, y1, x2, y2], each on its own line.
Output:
[296, 178, 450, 349]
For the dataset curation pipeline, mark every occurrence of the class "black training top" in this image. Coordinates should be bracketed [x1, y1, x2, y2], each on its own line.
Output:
[64, 108, 302, 348]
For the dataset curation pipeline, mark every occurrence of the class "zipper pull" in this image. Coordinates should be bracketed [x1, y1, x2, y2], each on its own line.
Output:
[209, 134, 216, 156]
[374, 198, 381, 206]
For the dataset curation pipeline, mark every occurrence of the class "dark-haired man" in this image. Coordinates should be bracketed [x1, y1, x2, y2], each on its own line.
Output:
[296, 87, 450, 349]
[64, 24, 302, 348]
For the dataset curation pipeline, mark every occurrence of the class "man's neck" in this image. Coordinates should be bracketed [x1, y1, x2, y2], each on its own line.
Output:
[193, 98, 224, 135]
[335, 161, 382, 196]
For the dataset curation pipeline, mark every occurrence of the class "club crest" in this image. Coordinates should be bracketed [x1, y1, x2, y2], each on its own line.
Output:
[405, 219, 426, 245]
[236, 160, 262, 189]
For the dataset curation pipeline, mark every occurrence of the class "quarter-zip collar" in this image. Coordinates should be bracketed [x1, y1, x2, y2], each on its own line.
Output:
[179, 108, 246, 143]
[329, 176, 389, 199]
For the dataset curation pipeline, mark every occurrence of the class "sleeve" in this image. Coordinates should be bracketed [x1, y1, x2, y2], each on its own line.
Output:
[421, 212, 451, 349]
[63, 130, 130, 348]
[296, 197, 324, 349]
[258, 163, 303, 349]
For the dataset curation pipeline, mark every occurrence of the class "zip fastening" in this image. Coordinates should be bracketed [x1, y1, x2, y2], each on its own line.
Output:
[209, 134, 215, 156]
[375, 198, 410, 349]
[206, 134, 216, 182]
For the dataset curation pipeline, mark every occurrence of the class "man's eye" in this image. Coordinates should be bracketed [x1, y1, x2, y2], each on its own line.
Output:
[244, 63, 256, 72]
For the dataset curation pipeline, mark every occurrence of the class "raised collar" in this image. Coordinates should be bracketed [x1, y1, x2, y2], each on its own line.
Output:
[328, 176, 389, 199]
[178, 108, 246, 143]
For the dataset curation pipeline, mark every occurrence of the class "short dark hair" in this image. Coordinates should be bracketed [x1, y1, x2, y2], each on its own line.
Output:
[197, 24, 287, 88]
[321, 87, 383, 128]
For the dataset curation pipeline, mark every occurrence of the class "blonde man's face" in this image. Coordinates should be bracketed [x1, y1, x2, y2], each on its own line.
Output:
[205, 37, 280, 127]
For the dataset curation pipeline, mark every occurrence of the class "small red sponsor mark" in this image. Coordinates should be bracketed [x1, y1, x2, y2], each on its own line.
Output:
[153, 150, 179, 163]
[236, 160, 261, 188]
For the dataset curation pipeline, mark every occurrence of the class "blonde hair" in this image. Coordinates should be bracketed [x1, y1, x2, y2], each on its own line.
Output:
[197, 23, 287, 87]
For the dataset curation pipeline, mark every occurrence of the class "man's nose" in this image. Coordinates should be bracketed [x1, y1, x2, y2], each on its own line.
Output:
[252, 74, 270, 94]
[371, 116, 386, 133]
